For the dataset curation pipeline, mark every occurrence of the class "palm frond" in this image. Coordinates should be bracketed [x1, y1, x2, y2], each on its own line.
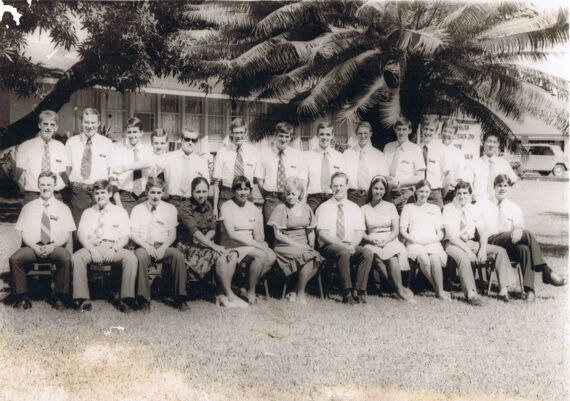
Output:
[396, 27, 449, 56]
[354, 1, 386, 26]
[254, 1, 318, 38]
[378, 90, 401, 128]
[183, 3, 257, 29]
[337, 74, 390, 124]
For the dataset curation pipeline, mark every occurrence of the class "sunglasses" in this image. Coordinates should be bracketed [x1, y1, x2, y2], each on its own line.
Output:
[182, 137, 198, 143]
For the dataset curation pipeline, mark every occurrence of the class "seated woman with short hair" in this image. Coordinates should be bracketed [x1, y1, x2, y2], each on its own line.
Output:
[361, 176, 414, 302]
[400, 179, 450, 300]
[443, 180, 514, 305]
[268, 177, 323, 304]
[219, 176, 276, 304]
[482, 174, 567, 302]
[177, 177, 247, 308]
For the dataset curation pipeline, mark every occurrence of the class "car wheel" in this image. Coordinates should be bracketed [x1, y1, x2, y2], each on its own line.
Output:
[552, 164, 566, 177]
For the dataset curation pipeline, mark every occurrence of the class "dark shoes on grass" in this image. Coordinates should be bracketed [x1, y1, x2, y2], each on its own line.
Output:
[14, 296, 32, 310]
[543, 272, 567, 287]
[74, 299, 92, 312]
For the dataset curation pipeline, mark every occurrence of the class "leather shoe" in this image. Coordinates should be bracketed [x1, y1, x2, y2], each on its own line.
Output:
[467, 296, 483, 307]
[525, 291, 536, 302]
[353, 294, 367, 304]
[74, 299, 92, 312]
[52, 299, 65, 311]
[342, 294, 356, 305]
[139, 300, 151, 312]
[544, 272, 568, 287]
[118, 300, 131, 313]
[177, 300, 191, 312]
[14, 297, 32, 310]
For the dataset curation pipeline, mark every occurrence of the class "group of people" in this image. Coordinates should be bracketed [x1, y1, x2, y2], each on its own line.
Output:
[8, 108, 567, 312]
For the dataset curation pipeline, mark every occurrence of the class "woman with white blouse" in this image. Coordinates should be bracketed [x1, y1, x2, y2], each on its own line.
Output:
[361, 176, 414, 302]
[400, 179, 450, 300]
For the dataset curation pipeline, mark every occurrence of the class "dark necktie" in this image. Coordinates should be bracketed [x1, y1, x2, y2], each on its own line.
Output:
[40, 202, 51, 245]
[80, 138, 92, 180]
[234, 146, 244, 177]
[132, 147, 143, 196]
[277, 150, 286, 191]
[423, 144, 429, 179]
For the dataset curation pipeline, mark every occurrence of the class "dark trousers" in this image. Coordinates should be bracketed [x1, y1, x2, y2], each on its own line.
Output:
[427, 188, 443, 209]
[23, 191, 63, 205]
[307, 193, 332, 213]
[320, 243, 373, 291]
[347, 189, 368, 207]
[390, 188, 415, 214]
[135, 247, 188, 301]
[9, 246, 71, 296]
[118, 191, 146, 216]
[488, 230, 548, 291]
[70, 185, 93, 225]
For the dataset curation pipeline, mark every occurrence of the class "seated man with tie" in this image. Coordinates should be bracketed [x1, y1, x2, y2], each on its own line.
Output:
[306, 121, 346, 212]
[343, 121, 389, 207]
[9, 172, 75, 310]
[420, 116, 449, 209]
[472, 132, 518, 204]
[15, 110, 70, 205]
[154, 127, 209, 214]
[110, 117, 154, 214]
[316, 172, 374, 305]
[72, 179, 138, 312]
[383, 115, 426, 213]
[255, 122, 306, 224]
[131, 177, 189, 312]
[65, 108, 115, 225]
[213, 117, 259, 217]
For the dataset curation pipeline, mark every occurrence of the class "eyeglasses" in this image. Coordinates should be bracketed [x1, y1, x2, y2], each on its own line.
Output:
[182, 137, 198, 143]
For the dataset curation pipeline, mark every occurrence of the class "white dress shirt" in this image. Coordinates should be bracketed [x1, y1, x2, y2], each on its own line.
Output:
[130, 201, 178, 244]
[66, 133, 115, 184]
[111, 143, 154, 192]
[155, 150, 210, 197]
[306, 146, 346, 195]
[442, 201, 481, 241]
[213, 143, 259, 187]
[254, 146, 307, 192]
[478, 198, 524, 236]
[422, 140, 449, 189]
[15, 197, 76, 245]
[78, 203, 130, 243]
[316, 197, 365, 242]
[16, 136, 69, 191]
[383, 140, 425, 186]
[442, 143, 466, 186]
[343, 145, 389, 190]
[472, 155, 518, 201]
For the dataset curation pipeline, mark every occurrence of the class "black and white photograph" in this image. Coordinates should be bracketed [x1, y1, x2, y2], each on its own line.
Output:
[0, 0, 568, 400]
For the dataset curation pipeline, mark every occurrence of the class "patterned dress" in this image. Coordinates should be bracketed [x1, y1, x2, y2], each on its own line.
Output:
[268, 203, 323, 276]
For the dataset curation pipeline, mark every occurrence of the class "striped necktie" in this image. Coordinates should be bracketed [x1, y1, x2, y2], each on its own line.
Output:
[320, 151, 330, 192]
[94, 207, 107, 244]
[277, 150, 286, 192]
[132, 147, 143, 196]
[234, 146, 244, 177]
[40, 202, 51, 245]
[80, 138, 92, 180]
[336, 203, 345, 241]
[41, 140, 51, 173]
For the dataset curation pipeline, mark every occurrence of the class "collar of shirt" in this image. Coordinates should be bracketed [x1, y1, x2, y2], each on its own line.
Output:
[482, 154, 497, 162]
[145, 200, 162, 213]
[124, 142, 142, 152]
[274, 146, 291, 156]
[189, 197, 211, 213]
[356, 144, 372, 154]
[314, 146, 333, 155]
[330, 197, 347, 207]
[94, 204, 110, 214]
[176, 149, 196, 160]
[395, 140, 411, 151]
[80, 133, 98, 145]
[39, 197, 53, 208]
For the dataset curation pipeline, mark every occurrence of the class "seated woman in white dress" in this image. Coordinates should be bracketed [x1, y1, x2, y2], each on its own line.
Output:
[219, 176, 276, 304]
[400, 179, 450, 300]
[268, 177, 323, 304]
[361, 176, 414, 302]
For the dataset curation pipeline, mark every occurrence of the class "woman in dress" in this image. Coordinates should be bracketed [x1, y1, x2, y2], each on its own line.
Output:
[483, 174, 567, 301]
[177, 177, 248, 308]
[268, 177, 322, 304]
[400, 179, 450, 300]
[361, 176, 414, 302]
[219, 176, 276, 303]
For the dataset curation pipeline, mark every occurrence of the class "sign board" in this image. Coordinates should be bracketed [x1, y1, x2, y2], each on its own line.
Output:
[450, 120, 482, 161]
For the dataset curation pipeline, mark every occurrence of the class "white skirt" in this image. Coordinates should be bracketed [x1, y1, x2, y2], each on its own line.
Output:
[406, 242, 448, 266]
[364, 232, 408, 269]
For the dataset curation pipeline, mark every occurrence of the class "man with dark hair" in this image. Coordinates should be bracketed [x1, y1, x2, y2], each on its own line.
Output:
[9, 171, 75, 310]
[72, 179, 138, 312]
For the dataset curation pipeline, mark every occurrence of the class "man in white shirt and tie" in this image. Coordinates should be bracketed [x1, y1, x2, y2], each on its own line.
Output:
[255, 122, 306, 223]
[213, 117, 259, 216]
[110, 117, 154, 214]
[155, 128, 209, 214]
[9, 172, 75, 310]
[316, 172, 373, 305]
[15, 110, 70, 205]
[383, 116, 426, 213]
[420, 116, 449, 209]
[343, 121, 389, 206]
[306, 121, 346, 212]
[441, 118, 467, 204]
[65, 108, 115, 225]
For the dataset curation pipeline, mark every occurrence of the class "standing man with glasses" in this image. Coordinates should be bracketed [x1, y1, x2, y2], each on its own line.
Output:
[65, 108, 115, 225]
[110, 117, 154, 215]
[419, 116, 449, 209]
[305, 121, 346, 212]
[15, 110, 70, 205]
[213, 117, 259, 217]
[343, 121, 389, 207]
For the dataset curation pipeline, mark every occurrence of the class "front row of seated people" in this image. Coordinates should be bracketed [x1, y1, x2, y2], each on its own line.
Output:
[9, 168, 567, 311]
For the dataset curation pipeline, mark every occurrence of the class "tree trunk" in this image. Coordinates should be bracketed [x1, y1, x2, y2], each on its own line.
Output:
[0, 60, 92, 150]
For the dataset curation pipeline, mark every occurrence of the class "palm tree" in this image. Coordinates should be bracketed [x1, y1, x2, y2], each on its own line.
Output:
[174, 1, 568, 150]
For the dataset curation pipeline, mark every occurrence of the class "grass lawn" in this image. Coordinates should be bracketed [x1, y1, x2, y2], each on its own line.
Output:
[0, 179, 568, 401]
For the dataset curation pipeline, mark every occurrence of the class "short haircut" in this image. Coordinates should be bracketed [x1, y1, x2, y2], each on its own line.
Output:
[231, 175, 252, 192]
[39, 110, 59, 124]
[81, 108, 100, 121]
[483, 132, 500, 143]
[282, 176, 305, 200]
[92, 179, 110, 193]
[366, 175, 389, 203]
[393, 115, 412, 129]
[442, 118, 459, 134]
[37, 171, 57, 183]
[316, 121, 334, 133]
[191, 176, 210, 192]
[182, 127, 199, 136]
[414, 179, 431, 191]
[126, 117, 143, 131]
[356, 121, 372, 132]
[454, 179, 472, 194]
[493, 173, 513, 187]
[230, 117, 247, 132]
[145, 176, 166, 193]
[151, 128, 168, 142]
[331, 171, 348, 185]
[421, 115, 440, 129]
[275, 122, 294, 136]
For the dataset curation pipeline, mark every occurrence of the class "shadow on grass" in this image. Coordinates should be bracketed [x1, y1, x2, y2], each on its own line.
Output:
[539, 242, 569, 258]
[0, 200, 22, 223]
[540, 211, 569, 220]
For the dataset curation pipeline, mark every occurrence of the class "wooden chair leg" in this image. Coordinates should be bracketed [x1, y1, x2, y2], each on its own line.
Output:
[264, 279, 270, 298]
[317, 274, 324, 299]
[486, 268, 495, 295]
[516, 263, 525, 296]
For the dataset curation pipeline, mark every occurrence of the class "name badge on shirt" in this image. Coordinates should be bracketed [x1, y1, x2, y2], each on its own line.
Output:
[427, 211, 435, 216]
[99, 154, 107, 158]
[333, 165, 340, 169]
[402, 160, 410, 165]
[49, 215, 59, 221]
[247, 163, 254, 167]
[55, 159, 62, 163]
[429, 158, 436, 164]
[112, 224, 119, 228]
[157, 220, 164, 225]
[248, 218, 255, 223]
[290, 165, 297, 169]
